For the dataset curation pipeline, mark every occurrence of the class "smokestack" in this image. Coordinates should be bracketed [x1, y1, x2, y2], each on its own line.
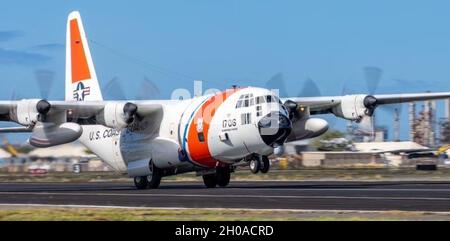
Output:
[423, 101, 431, 146]
[409, 102, 416, 141]
[430, 100, 436, 147]
[394, 108, 400, 141]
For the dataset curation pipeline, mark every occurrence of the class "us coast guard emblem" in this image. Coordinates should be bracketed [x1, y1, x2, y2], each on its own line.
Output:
[73, 82, 91, 101]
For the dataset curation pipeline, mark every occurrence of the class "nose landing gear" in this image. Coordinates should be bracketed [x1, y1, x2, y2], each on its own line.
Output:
[249, 158, 260, 174]
[260, 155, 270, 174]
[249, 155, 270, 174]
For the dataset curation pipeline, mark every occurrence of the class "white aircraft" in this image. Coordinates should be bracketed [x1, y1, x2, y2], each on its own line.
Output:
[1, 11, 450, 189]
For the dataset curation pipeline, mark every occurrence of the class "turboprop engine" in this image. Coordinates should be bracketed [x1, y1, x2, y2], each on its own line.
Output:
[330, 94, 378, 121]
[4, 99, 82, 148]
[96, 102, 138, 129]
[10, 99, 51, 125]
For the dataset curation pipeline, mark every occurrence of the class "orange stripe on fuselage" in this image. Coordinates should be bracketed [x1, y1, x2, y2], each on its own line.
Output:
[187, 89, 239, 167]
[70, 19, 91, 83]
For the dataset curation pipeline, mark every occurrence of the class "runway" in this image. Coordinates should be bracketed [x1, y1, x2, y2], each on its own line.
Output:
[0, 181, 450, 212]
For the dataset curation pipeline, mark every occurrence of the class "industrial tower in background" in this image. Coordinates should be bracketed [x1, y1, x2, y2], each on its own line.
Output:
[439, 99, 450, 145]
[409, 100, 438, 147]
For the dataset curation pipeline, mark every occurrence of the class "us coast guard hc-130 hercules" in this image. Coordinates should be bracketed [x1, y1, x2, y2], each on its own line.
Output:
[2, 11, 450, 189]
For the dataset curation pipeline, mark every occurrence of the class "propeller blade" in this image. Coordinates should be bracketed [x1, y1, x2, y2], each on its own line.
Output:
[34, 69, 55, 100]
[136, 76, 160, 100]
[341, 80, 359, 95]
[299, 78, 321, 97]
[103, 77, 126, 100]
[299, 78, 341, 129]
[9, 88, 21, 120]
[364, 66, 382, 95]
[379, 103, 403, 114]
[265, 73, 288, 98]
[358, 116, 373, 130]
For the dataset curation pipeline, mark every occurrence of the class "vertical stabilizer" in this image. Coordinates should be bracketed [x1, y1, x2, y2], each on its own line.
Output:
[65, 11, 103, 101]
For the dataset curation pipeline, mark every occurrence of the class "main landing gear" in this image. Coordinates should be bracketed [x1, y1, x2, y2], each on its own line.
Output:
[249, 155, 270, 174]
[202, 166, 232, 188]
[133, 162, 162, 189]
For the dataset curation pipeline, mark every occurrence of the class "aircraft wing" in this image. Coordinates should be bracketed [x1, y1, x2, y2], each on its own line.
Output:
[48, 101, 162, 119]
[283, 92, 450, 121]
[373, 92, 450, 105]
[282, 96, 342, 113]
[0, 100, 164, 147]
[0, 100, 163, 130]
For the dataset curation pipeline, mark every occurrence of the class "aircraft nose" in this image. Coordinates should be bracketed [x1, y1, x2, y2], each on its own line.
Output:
[258, 112, 292, 147]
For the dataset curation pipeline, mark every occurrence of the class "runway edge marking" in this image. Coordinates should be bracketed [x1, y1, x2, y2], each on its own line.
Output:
[1, 191, 449, 201]
[1, 203, 450, 215]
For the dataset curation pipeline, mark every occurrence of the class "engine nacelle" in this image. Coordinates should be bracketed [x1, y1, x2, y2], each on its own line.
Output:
[331, 95, 368, 121]
[29, 122, 83, 148]
[286, 117, 329, 141]
[127, 160, 152, 177]
[14, 99, 43, 126]
[97, 102, 136, 129]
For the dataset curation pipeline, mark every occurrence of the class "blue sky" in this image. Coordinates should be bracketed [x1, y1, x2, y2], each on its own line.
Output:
[1, 0, 450, 142]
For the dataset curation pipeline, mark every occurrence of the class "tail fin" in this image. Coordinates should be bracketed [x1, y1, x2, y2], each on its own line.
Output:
[65, 11, 103, 101]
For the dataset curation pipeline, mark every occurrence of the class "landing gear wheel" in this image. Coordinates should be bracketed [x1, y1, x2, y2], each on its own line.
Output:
[216, 167, 231, 187]
[249, 158, 260, 174]
[147, 161, 162, 189]
[260, 155, 270, 174]
[202, 173, 217, 188]
[134, 176, 148, 190]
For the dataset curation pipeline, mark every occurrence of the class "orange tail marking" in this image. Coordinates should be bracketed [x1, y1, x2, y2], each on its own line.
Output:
[70, 19, 91, 83]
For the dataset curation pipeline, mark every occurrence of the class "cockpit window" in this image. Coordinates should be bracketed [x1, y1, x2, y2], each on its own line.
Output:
[255, 95, 281, 105]
[236, 100, 243, 108]
[256, 96, 265, 104]
[236, 93, 280, 109]
[273, 95, 282, 104]
[236, 94, 255, 108]
[265, 95, 281, 103]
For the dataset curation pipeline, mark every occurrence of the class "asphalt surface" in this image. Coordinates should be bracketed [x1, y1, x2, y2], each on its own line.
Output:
[0, 181, 450, 212]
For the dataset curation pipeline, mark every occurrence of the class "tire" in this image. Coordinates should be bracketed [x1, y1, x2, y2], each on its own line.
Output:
[249, 158, 260, 174]
[216, 167, 231, 187]
[202, 173, 217, 188]
[148, 161, 162, 189]
[134, 176, 148, 189]
[260, 155, 270, 174]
